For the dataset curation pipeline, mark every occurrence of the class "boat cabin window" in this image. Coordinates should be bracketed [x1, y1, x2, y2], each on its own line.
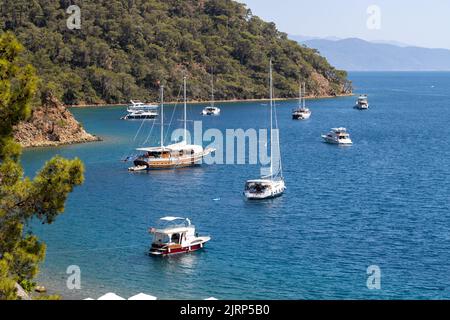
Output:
[171, 233, 181, 244]
[145, 151, 161, 158]
[143, 151, 171, 158]
[245, 183, 268, 193]
[153, 233, 170, 244]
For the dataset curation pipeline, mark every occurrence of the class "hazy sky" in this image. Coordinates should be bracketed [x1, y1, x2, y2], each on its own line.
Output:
[238, 0, 450, 49]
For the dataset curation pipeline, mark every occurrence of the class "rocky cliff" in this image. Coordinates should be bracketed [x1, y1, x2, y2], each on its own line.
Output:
[14, 94, 100, 148]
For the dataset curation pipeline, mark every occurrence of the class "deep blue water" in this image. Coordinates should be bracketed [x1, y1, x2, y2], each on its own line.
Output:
[22, 72, 450, 299]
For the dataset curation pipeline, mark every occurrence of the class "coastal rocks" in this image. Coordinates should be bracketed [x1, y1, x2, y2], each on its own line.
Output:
[14, 93, 100, 148]
[14, 283, 31, 300]
[35, 285, 47, 293]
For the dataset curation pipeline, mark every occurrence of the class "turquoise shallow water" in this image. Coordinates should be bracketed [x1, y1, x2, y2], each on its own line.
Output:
[23, 72, 450, 299]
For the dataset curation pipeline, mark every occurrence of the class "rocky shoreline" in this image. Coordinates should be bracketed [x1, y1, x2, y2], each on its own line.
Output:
[69, 93, 354, 108]
[12, 92, 353, 148]
[14, 93, 101, 148]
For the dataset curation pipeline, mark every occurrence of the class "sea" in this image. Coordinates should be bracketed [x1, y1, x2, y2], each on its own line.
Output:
[22, 72, 450, 299]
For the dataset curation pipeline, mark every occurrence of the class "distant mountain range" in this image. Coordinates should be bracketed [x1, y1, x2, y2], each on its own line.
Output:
[292, 37, 450, 71]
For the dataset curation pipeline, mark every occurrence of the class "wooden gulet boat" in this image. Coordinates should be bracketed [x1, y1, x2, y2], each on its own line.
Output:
[128, 78, 215, 171]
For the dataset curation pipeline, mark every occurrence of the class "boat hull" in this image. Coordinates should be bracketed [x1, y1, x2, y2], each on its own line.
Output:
[202, 111, 220, 116]
[292, 113, 311, 120]
[150, 238, 210, 256]
[150, 243, 203, 256]
[244, 190, 284, 200]
[322, 136, 353, 145]
[122, 115, 158, 120]
[129, 148, 215, 171]
[244, 180, 286, 200]
[132, 157, 202, 170]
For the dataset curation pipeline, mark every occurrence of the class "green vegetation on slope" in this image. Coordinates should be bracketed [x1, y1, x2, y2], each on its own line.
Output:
[0, 32, 84, 300]
[0, 0, 351, 105]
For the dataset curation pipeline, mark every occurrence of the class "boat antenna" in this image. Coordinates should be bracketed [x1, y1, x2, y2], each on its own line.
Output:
[160, 84, 164, 148]
[184, 76, 187, 143]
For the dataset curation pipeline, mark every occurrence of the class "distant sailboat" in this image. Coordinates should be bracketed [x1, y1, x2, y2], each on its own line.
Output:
[244, 60, 286, 200]
[129, 77, 215, 171]
[292, 82, 311, 120]
[202, 73, 221, 116]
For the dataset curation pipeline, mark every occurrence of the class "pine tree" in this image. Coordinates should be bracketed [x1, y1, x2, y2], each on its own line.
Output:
[0, 32, 84, 300]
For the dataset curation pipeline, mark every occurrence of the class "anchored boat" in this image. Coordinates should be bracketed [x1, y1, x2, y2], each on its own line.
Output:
[355, 95, 369, 110]
[128, 78, 215, 171]
[202, 106, 221, 116]
[201, 73, 221, 116]
[322, 127, 353, 145]
[121, 100, 158, 120]
[292, 82, 311, 120]
[149, 217, 211, 256]
[244, 60, 286, 200]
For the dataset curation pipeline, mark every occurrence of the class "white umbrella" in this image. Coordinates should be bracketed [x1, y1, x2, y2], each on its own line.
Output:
[128, 293, 157, 300]
[204, 297, 218, 300]
[97, 292, 126, 300]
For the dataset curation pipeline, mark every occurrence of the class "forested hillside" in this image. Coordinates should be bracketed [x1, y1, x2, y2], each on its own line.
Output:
[0, 0, 351, 105]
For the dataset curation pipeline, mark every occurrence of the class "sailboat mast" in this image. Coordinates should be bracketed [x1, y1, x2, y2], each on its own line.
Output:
[211, 73, 215, 107]
[299, 82, 302, 107]
[160, 85, 164, 148]
[184, 76, 187, 143]
[303, 82, 306, 108]
[269, 59, 273, 179]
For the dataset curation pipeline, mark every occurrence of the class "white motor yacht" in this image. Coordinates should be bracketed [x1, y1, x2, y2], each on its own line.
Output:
[355, 95, 369, 110]
[322, 127, 353, 145]
[201, 106, 221, 116]
[121, 100, 158, 120]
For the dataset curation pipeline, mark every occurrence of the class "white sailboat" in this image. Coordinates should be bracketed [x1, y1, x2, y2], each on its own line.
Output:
[129, 78, 215, 171]
[202, 74, 221, 116]
[244, 60, 286, 200]
[292, 82, 311, 120]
